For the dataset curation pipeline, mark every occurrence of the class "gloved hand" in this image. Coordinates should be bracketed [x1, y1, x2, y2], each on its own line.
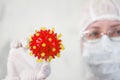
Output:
[10, 40, 22, 49]
[7, 39, 51, 80]
[19, 62, 51, 80]
[36, 62, 51, 80]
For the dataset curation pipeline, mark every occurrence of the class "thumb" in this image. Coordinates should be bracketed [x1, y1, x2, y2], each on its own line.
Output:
[40, 62, 51, 76]
[37, 62, 51, 79]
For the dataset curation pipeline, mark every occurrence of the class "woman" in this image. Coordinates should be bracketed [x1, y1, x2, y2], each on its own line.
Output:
[80, 0, 120, 80]
[4, 39, 51, 80]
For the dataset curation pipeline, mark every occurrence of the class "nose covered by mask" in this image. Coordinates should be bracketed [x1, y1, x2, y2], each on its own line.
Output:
[82, 35, 120, 80]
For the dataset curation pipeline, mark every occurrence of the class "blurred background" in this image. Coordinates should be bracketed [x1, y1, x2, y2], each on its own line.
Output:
[0, 0, 85, 80]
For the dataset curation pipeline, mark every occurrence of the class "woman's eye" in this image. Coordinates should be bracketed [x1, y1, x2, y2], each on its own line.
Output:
[114, 30, 120, 36]
[90, 32, 99, 36]
[110, 25, 120, 37]
[116, 30, 120, 34]
[90, 32, 99, 37]
[110, 29, 120, 37]
[87, 31, 100, 40]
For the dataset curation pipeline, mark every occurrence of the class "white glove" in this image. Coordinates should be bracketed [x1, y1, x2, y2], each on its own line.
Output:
[20, 37, 29, 49]
[36, 62, 51, 80]
[5, 39, 51, 80]
[10, 40, 22, 49]
[19, 62, 51, 80]
[20, 38, 51, 80]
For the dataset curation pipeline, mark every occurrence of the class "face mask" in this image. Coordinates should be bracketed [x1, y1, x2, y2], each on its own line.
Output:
[82, 35, 120, 80]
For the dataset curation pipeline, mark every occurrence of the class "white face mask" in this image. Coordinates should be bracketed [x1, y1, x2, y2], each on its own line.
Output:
[82, 35, 120, 80]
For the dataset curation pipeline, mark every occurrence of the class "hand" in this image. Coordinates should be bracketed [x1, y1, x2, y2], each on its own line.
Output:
[10, 38, 51, 80]
[10, 40, 22, 49]
[36, 62, 51, 80]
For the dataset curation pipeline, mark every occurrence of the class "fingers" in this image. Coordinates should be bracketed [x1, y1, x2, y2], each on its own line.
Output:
[10, 40, 22, 49]
[37, 62, 51, 80]
[10, 38, 29, 49]
[20, 37, 29, 49]
[40, 62, 51, 77]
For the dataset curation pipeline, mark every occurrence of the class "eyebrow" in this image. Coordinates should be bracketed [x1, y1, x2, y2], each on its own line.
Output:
[86, 26, 100, 30]
[110, 24, 120, 28]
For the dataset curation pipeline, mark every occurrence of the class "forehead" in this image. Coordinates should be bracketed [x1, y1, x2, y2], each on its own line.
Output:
[86, 20, 120, 30]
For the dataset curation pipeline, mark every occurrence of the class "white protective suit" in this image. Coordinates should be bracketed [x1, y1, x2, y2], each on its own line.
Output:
[79, 0, 120, 80]
[3, 40, 51, 80]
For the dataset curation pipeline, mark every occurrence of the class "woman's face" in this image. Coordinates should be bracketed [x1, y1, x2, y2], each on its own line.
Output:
[82, 20, 120, 79]
[82, 20, 120, 42]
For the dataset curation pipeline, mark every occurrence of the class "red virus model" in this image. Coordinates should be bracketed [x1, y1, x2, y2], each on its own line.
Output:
[28, 27, 64, 62]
